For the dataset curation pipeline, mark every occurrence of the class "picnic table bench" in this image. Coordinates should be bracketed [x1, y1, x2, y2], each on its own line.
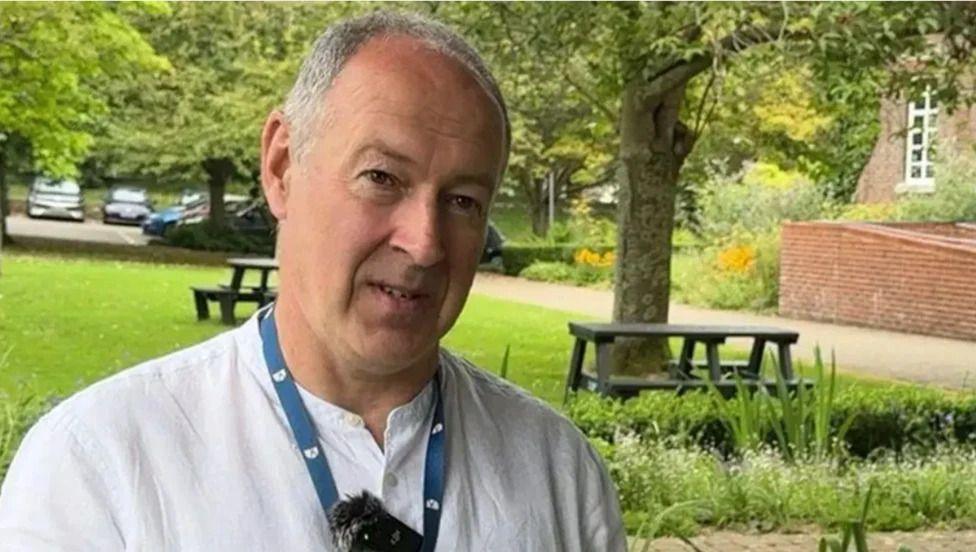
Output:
[564, 322, 810, 402]
[192, 257, 278, 325]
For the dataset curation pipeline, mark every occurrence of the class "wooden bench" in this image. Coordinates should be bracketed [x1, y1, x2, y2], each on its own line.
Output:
[191, 286, 271, 325]
[564, 322, 811, 402]
[191, 257, 279, 326]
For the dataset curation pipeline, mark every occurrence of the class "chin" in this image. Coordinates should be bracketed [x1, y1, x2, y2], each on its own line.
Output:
[354, 330, 439, 372]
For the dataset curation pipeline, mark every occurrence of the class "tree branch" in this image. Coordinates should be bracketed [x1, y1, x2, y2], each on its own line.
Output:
[643, 23, 812, 99]
[562, 69, 618, 123]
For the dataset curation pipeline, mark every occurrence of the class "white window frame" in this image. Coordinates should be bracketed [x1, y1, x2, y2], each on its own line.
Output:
[901, 89, 938, 192]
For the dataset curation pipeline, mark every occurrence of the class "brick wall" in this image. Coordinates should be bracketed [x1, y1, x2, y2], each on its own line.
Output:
[780, 221, 976, 340]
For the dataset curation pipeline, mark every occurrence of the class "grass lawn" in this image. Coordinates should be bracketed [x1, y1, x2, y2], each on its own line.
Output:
[1, 253, 896, 407]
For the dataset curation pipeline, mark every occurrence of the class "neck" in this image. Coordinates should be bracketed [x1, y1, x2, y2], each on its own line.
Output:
[271, 296, 438, 447]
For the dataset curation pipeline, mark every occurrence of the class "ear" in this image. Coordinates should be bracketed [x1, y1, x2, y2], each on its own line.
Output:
[260, 110, 291, 222]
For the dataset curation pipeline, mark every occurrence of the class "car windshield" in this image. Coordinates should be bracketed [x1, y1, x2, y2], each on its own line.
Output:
[34, 179, 80, 195]
[110, 189, 148, 204]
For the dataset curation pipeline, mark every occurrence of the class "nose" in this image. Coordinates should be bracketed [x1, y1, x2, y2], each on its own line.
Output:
[389, 195, 446, 268]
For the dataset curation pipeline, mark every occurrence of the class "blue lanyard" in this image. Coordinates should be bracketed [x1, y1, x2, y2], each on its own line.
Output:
[259, 306, 445, 551]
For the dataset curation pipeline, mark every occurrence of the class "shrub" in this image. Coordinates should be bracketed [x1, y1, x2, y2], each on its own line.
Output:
[519, 261, 614, 288]
[697, 161, 830, 238]
[671, 230, 780, 311]
[166, 222, 274, 255]
[568, 382, 976, 460]
[501, 243, 614, 276]
[604, 437, 976, 536]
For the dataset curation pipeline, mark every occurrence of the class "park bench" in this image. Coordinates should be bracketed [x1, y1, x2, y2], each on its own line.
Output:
[191, 257, 278, 325]
[564, 322, 810, 403]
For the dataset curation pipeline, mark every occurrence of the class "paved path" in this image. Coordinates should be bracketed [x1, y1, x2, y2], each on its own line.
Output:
[6, 215, 151, 246]
[638, 529, 976, 551]
[471, 273, 976, 389]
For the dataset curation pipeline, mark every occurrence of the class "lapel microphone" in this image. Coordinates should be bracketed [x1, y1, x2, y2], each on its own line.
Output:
[327, 491, 424, 552]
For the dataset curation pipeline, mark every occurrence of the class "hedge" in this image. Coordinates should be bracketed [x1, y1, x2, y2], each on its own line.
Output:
[166, 222, 274, 256]
[501, 243, 614, 276]
[567, 385, 976, 458]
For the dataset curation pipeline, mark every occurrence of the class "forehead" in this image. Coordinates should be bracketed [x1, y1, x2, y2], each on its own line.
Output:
[313, 35, 505, 174]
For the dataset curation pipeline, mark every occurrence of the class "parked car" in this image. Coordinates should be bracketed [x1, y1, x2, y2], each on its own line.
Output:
[480, 220, 505, 267]
[26, 177, 85, 221]
[179, 188, 205, 206]
[102, 186, 154, 225]
[141, 204, 186, 237]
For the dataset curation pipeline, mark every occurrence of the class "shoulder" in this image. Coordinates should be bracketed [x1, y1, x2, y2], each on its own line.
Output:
[438, 348, 590, 451]
[32, 323, 254, 446]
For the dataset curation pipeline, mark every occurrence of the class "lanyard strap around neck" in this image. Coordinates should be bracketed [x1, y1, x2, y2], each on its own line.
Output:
[258, 306, 445, 551]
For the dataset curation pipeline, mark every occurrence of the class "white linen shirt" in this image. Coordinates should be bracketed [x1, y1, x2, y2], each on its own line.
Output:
[0, 313, 625, 551]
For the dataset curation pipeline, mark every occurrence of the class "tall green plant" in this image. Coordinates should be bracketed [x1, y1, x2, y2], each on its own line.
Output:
[708, 347, 855, 461]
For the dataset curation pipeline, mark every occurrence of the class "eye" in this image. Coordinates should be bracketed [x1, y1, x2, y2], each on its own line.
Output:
[361, 169, 397, 188]
[447, 194, 483, 217]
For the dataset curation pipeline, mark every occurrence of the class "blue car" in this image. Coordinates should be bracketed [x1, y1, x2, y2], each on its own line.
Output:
[141, 204, 185, 236]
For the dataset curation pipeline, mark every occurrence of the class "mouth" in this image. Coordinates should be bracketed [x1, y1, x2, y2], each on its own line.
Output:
[368, 281, 428, 300]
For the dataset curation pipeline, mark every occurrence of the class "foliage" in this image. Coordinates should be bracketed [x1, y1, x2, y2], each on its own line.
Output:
[0, 2, 166, 176]
[165, 222, 274, 255]
[519, 260, 613, 289]
[696, 160, 831, 238]
[569, 379, 976, 461]
[672, 230, 781, 312]
[501, 243, 614, 277]
[604, 435, 976, 536]
[707, 349, 854, 462]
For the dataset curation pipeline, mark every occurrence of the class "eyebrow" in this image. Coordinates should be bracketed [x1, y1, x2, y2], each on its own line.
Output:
[349, 142, 417, 167]
[351, 141, 497, 193]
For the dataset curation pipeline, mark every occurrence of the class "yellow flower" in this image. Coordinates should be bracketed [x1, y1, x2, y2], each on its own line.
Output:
[717, 245, 756, 273]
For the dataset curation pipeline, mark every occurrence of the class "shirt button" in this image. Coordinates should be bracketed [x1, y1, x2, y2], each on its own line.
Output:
[343, 413, 364, 428]
[385, 473, 398, 488]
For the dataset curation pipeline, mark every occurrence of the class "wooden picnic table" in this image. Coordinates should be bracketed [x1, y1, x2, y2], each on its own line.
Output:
[564, 322, 808, 402]
[191, 257, 279, 325]
[226, 257, 279, 294]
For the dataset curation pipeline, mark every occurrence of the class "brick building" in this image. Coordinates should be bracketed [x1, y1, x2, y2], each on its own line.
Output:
[855, 91, 976, 203]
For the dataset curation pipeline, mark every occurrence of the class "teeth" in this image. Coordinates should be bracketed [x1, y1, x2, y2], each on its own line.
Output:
[380, 285, 410, 300]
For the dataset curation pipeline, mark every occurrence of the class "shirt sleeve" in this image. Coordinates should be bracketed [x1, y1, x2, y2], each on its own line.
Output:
[0, 408, 126, 551]
[581, 440, 627, 552]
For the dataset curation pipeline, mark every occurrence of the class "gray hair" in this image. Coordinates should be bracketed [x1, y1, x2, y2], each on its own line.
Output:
[283, 10, 510, 168]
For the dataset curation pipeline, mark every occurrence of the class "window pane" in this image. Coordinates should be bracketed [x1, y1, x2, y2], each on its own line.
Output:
[929, 97, 938, 109]
[913, 99, 926, 110]
[912, 132, 924, 145]
[911, 166, 922, 178]
[911, 149, 923, 162]
[925, 165, 934, 178]
[928, 113, 938, 126]
[913, 115, 925, 128]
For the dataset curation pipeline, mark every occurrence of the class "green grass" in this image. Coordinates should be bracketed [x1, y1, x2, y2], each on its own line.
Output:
[0, 252, 896, 406]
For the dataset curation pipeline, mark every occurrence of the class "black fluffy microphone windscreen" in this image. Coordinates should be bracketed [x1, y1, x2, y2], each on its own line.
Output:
[327, 491, 424, 552]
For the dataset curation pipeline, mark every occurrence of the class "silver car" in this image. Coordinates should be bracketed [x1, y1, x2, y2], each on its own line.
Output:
[26, 177, 85, 221]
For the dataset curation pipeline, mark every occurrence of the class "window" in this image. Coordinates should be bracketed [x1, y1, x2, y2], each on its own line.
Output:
[903, 89, 938, 190]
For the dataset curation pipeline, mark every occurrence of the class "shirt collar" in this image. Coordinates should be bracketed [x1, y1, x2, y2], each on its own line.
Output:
[235, 311, 438, 433]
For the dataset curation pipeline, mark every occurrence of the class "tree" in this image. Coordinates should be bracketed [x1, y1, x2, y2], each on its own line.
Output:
[0, 2, 164, 271]
[476, 2, 976, 374]
[95, 3, 360, 226]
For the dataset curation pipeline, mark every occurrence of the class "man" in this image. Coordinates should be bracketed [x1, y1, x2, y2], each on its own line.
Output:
[0, 11, 624, 551]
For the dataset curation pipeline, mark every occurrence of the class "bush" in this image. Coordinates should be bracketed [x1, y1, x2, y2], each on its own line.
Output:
[568, 384, 976, 460]
[519, 260, 613, 288]
[603, 435, 976, 536]
[501, 243, 614, 276]
[697, 161, 831, 238]
[166, 222, 274, 255]
[671, 230, 780, 311]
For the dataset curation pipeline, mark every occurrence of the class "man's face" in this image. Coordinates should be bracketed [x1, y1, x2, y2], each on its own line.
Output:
[272, 36, 505, 375]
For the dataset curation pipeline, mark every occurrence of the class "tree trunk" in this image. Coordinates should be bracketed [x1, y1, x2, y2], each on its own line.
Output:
[520, 174, 549, 237]
[611, 78, 693, 376]
[203, 157, 236, 228]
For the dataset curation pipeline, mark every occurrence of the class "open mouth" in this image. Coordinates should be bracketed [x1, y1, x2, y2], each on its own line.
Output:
[368, 281, 427, 301]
